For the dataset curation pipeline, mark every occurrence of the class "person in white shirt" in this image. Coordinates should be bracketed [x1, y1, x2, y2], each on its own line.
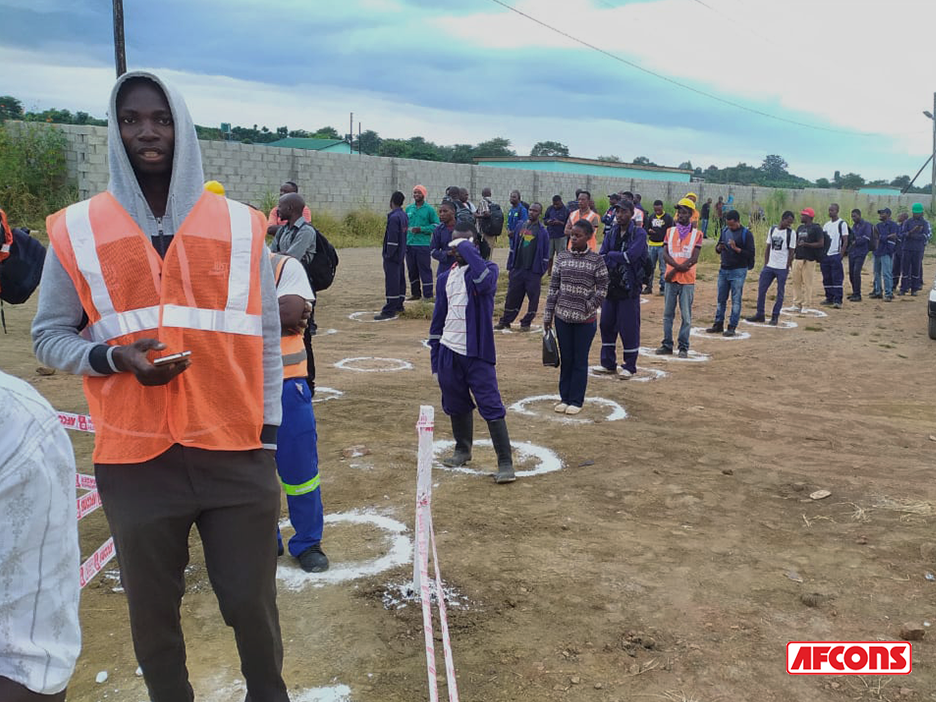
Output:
[0, 371, 80, 702]
[747, 211, 796, 325]
[820, 203, 849, 308]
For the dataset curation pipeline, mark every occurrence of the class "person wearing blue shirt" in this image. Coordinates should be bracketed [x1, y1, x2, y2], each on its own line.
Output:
[847, 209, 872, 301]
[495, 203, 550, 331]
[544, 195, 570, 275]
[375, 191, 408, 320]
[706, 210, 755, 336]
[898, 203, 932, 296]
[893, 212, 908, 292]
[429, 222, 515, 484]
[507, 190, 528, 237]
[596, 201, 648, 377]
[871, 208, 899, 301]
[429, 200, 458, 278]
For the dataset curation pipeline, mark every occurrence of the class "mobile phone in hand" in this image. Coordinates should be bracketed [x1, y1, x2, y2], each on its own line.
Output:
[152, 351, 192, 366]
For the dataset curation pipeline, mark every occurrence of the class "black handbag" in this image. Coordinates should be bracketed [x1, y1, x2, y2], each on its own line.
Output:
[542, 329, 560, 368]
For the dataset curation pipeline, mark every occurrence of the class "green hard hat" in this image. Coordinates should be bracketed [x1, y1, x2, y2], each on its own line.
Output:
[912, 203, 924, 214]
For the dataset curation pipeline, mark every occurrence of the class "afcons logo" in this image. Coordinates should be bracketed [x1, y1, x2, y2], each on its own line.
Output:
[787, 642, 912, 675]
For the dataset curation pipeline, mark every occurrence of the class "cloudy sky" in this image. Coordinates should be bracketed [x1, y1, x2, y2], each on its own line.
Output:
[3, 0, 935, 181]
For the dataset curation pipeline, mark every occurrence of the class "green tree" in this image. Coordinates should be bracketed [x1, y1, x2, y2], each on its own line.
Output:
[596, 155, 622, 162]
[378, 139, 410, 158]
[632, 156, 657, 166]
[313, 126, 340, 139]
[890, 174, 911, 190]
[761, 154, 789, 179]
[472, 137, 515, 159]
[352, 129, 382, 155]
[530, 140, 569, 157]
[814, 177, 831, 189]
[838, 172, 865, 190]
[678, 160, 693, 170]
[0, 96, 23, 121]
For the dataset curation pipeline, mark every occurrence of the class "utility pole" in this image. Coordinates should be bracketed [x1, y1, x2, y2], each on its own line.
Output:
[358, 122, 362, 155]
[931, 92, 935, 213]
[113, 0, 127, 77]
[349, 112, 353, 153]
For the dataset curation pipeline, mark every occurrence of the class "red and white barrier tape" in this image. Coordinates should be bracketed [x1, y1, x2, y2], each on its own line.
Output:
[58, 411, 95, 433]
[56, 409, 114, 588]
[79, 537, 115, 589]
[414, 405, 459, 702]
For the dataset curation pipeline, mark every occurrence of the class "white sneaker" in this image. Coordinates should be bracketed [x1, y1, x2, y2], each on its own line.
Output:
[617, 368, 634, 378]
[565, 405, 583, 415]
[593, 365, 615, 374]
[554, 403, 569, 413]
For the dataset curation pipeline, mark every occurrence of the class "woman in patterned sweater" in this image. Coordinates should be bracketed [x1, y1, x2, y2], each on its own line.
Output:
[543, 219, 609, 415]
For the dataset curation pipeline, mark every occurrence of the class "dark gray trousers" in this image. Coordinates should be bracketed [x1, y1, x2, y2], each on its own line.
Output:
[95, 445, 288, 702]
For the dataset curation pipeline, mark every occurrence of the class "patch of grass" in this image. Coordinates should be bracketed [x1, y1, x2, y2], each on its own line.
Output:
[0, 122, 77, 223]
[310, 209, 385, 248]
[804, 325, 824, 332]
[879, 343, 895, 349]
[399, 299, 433, 320]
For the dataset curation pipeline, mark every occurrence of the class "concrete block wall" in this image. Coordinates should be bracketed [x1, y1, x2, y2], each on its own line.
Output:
[53, 124, 932, 219]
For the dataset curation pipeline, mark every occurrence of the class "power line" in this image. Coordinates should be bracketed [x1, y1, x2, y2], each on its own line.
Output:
[487, 0, 916, 139]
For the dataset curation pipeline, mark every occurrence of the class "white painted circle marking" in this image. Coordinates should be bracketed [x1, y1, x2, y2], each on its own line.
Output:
[421, 339, 431, 348]
[317, 328, 339, 336]
[312, 386, 344, 404]
[690, 327, 751, 340]
[276, 511, 411, 590]
[780, 306, 828, 318]
[638, 346, 711, 362]
[497, 324, 543, 334]
[640, 297, 649, 305]
[588, 365, 668, 382]
[741, 319, 798, 329]
[433, 439, 563, 478]
[508, 394, 626, 424]
[333, 356, 414, 373]
[348, 311, 394, 322]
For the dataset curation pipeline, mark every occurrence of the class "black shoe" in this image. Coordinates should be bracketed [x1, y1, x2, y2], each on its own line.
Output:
[298, 544, 329, 573]
[642, 286, 652, 295]
[407, 294, 421, 302]
[677, 349, 689, 359]
[897, 290, 906, 296]
[518, 325, 532, 332]
[851, 296, 862, 302]
[442, 413, 473, 467]
[884, 295, 894, 302]
[745, 315, 766, 323]
[722, 328, 736, 337]
[819, 299, 834, 306]
[494, 321, 511, 330]
[487, 418, 516, 484]
[374, 312, 397, 321]
[768, 317, 779, 326]
[912, 290, 919, 297]
[655, 346, 673, 355]
[705, 322, 724, 334]
[869, 292, 882, 299]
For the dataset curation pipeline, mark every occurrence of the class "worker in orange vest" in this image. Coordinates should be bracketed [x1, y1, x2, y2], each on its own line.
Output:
[32, 72, 289, 702]
[270, 252, 328, 572]
[656, 198, 704, 358]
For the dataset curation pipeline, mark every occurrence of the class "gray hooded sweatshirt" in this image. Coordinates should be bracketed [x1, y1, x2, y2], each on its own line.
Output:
[31, 71, 283, 438]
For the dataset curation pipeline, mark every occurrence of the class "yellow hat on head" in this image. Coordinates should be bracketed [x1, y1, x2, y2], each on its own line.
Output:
[685, 192, 698, 202]
[204, 180, 225, 196]
[677, 197, 696, 211]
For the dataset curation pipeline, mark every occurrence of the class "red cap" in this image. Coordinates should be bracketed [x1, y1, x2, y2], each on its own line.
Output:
[800, 207, 815, 217]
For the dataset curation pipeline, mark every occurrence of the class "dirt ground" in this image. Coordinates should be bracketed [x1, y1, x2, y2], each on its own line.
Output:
[4, 244, 936, 702]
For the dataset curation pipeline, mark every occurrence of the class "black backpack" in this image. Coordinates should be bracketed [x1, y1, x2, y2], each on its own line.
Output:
[484, 203, 505, 237]
[302, 227, 339, 292]
[0, 227, 46, 305]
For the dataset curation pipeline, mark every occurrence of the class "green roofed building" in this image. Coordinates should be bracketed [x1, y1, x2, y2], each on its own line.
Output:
[473, 156, 693, 183]
[267, 137, 352, 154]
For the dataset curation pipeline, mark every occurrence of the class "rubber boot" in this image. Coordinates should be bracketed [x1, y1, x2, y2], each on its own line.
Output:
[487, 418, 516, 484]
[442, 412, 473, 467]
[705, 321, 724, 333]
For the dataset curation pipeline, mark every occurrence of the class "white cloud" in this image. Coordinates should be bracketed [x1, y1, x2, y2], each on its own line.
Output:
[436, 0, 936, 153]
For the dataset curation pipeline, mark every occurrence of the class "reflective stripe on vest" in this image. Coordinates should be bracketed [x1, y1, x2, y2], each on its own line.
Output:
[47, 191, 268, 464]
[270, 252, 308, 379]
[665, 227, 702, 285]
[282, 473, 320, 496]
[64, 196, 262, 342]
[0, 208, 11, 261]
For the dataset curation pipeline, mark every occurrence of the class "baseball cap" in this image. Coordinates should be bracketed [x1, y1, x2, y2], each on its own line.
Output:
[877, 207, 892, 215]
[912, 203, 924, 214]
[609, 193, 621, 200]
[800, 207, 815, 218]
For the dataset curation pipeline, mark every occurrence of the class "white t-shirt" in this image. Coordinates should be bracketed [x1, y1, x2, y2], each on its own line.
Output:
[823, 219, 848, 256]
[275, 255, 315, 301]
[766, 226, 795, 270]
[0, 371, 80, 695]
[441, 265, 469, 355]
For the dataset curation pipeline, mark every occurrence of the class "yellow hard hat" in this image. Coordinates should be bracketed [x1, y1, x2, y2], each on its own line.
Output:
[685, 192, 698, 202]
[204, 180, 225, 196]
[677, 197, 696, 211]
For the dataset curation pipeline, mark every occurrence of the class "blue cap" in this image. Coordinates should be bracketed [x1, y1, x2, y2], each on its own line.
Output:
[877, 207, 891, 215]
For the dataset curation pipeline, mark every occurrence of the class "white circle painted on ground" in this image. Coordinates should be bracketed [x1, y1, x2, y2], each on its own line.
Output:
[779, 306, 828, 318]
[640, 297, 649, 305]
[508, 394, 626, 424]
[497, 324, 543, 334]
[312, 386, 344, 404]
[276, 511, 411, 591]
[333, 357, 414, 373]
[638, 346, 711, 363]
[588, 365, 668, 382]
[741, 319, 798, 329]
[348, 311, 395, 322]
[421, 339, 431, 349]
[689, 327, 752, 341]
[432, 439, 563, 478]
[205, 681, 351, 702]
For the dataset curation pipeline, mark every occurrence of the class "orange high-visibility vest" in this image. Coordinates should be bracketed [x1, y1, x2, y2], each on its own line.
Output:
[664, 226, 703, 285]
[566, 210, 600, 252]
[47, 190, 268, 464]
[271, 253, 308, 380]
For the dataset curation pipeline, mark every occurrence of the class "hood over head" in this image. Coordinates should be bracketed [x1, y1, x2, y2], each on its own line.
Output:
[107, 71, 204, 238]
